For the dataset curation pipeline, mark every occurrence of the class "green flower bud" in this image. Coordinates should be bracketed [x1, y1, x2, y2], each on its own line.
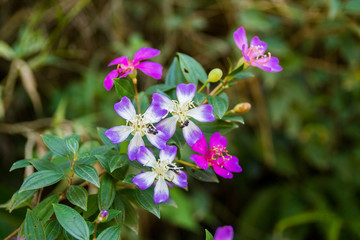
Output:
[208, 68, 223, 83]
[232, 102, 251, 114]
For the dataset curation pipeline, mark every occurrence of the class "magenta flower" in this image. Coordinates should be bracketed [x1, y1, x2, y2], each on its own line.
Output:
[214, 225, 234, 240]
[152, 83, 215, 147]
[104, 47, 163, 90]
[190, 132, 242, 178]
[234, 27, 282, 72]
[132, 145, 187, 203]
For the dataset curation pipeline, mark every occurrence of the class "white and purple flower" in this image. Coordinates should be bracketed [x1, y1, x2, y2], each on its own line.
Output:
[234, 27, 282, 72]
[105, 96, 168, 160]
[132, 145, 187, 203]
[152, 83, 215, 147]
[104, 47, 163, 91]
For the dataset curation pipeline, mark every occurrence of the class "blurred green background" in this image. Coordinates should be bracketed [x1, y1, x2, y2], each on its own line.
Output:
[1, 0, 360, 239]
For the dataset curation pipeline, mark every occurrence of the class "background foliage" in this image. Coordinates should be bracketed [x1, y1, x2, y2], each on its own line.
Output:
[0, 0, 359, 239]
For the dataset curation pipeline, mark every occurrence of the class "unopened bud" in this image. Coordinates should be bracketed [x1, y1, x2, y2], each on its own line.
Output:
[232, 102, 251, 114]
[97, 210, 109, 223]
[207, 68, 223, 83]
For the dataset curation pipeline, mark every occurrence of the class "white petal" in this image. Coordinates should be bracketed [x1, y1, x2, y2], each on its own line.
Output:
[127, 132, 145, 161]
[182, 120, 203, 146]
[154, 177, 169, 203]
[187, 104, 215, 122]
[156, 116, 179, 140]
[104, 125, 132, 143]
[176, 83, 196, 105]
[114, 97, 136, 121]
[136, 146, 157, 167]
[132, 171, 157, 190]
[159, 145, 177, 163]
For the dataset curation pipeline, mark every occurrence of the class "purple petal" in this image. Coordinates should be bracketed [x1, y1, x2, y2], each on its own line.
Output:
[136, 61, 163, 79]
[182, 120, 203, 147]
[176, 83, 196, 105]
[144, 100, 169, 123]
[187, 104, 215, 122]
[128, 132, 145, 161]
[159, 145, 177, 163]
[154, 177, 169, 203]
[233, 27, 248, 53]
[108, 56, 128, 66]
[249, 36, 267, 58]
[104, 69, 118, 91]
[133, 47, 160, 64]
[132, 171, 156, 190]
[171, 170, 187, 188]
[152, 93, 173, 111]
[209, 132, 227, 149]
[223, 156, 242, 173]
[114, 97, 136, 121]
[214, 225, 234, 240]
[191, 136, 208, 155]
[104, 126, 132, 144]
[136, 146, 157, 167]
[189, 154, 208, 169]
[254, 56, 282, 72]
[145, 129, 167, 150]
[156, 116, 179, 140]
[213, 165, 233, 179]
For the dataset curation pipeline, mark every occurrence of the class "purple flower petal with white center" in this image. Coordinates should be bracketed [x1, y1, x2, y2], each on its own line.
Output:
[233, 27, 248, 53]
[128, 132, 145, 161]
[133, 47, 160, 64]
[214, 225, 234, 240]
[176, 83, 196, 105]
[154, 177, 169, 203]
[156, 116, 179, 140]
[159, 145, 177, 162]
[132, 171, 157, 190]
[108, 56, 128, 66]
[170, 170, 187, 188]
[104, 126, 132, 144]
[104, 69, 118, 91]
[209, 132, 227, 148]
[152, 93, 173, 111]
[144, 101, 168, 123]
[189, 154, 208, 169]
[191, 136, 208, 155]
[136, 146, 157, 167]
[213, 165, 233, 179]
[137, 61, 163, 79]
[187, 104, 215, 122]
[182, 120, 204, 146]
[114, 97, 136, 121]
[145, 130, 167, 150]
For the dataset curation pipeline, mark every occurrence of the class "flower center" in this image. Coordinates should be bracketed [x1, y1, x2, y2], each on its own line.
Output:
[117, 59, 135, 75]
[152, 160, 182, 181]
[208, 145, 232, 166]
[127, 114, 157, 136]
[246, 45, 271, 64]
[171, 100, 195, 126]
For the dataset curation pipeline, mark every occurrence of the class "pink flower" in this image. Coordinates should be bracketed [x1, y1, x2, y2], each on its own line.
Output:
[190, 132, 242, 179]
[234, 27, 282, 72]
[104, 47, 163, 90]
[214, 225, 234, 240]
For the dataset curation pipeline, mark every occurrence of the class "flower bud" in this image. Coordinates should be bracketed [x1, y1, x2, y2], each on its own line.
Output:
[207, 68, 223, 83]
[232, 102, 251, 114]
[97, 210, 109, 223]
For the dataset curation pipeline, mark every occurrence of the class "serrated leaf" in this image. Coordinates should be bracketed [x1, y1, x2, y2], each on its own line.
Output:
[109, 154, 129, 173]
[53, 203, 89, 240]
[185, 166, 219, 183]
[10, 159, 31, 171]
[19, 170, 64, 192]
[74, 164, 100, 188]
[165, 57, 186, 85]
[135, 188, 160, 218]
[177, 52, 207, 84]
[97, 225, 121, 240]
[113, 78, 135, 100]
[208, 95, 228, 119]
[222, 115, 245, 124]
[98, 174, 116, 210]
[97, 127, 117, 148]
[205, 229, 214, 240]
[7, 189, 37, 212]
[45, 219, 62, 240]
[41, 134, 70, 157]
[67, 186, 88, 211]
[25, 209, 46, 240]
[33, 194, 59, 224]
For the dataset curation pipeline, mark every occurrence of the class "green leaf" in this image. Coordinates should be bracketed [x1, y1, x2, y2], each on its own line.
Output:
[205, 229, 214, 240]
[228, 63, 245, 77]
[122, 174, 136, 184]
[41, 134, 70, 158]
[9, 159, 31, 171]
[83, 195, 98, 219]
[67, 186, 88, 211]
[45, 220, 62, 240]
[145, 84, 176, 95]
[0, 40, 15, 60]
[193, 92, 207, 105]
[95, 154, 111, 172]
[113, 78, 135, 100]
[165, 57, 186, 85]
[33, 194, 59, 224]
[112, 192, 139, 234]
[29, 158, 58, 171]
[98, 174, 116, 210]
[105, 209, 122, 222]
[196, 120, 238, 135]
[109, 154, 129, 173]
[177, 52, 207, 84]
[19, 170, 64, 192]
[74, 164, 100, 188]
[97, 127, 117, 148]
[53, 203, 89, 240]
[185, 166, 219, 183]
[232, 70, 255, 80]
[7, 189, 37, 212]
[208, 95, 228, 119]
[135, 188, 160, 218]
[25, 209, 46, 240]
[65, 134, 80, 153]
[97, 226, 121, 240]
[222, 115, 245, 124]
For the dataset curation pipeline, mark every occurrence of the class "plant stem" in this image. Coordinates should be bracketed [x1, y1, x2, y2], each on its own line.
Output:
[197, 80, 209, 92]
[4, 228, 19, 240]
[66, 154, 77, 191]
[175, 159, 202, 169]
[93, 221, 99, 240]
[132, 77, 141, 113]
